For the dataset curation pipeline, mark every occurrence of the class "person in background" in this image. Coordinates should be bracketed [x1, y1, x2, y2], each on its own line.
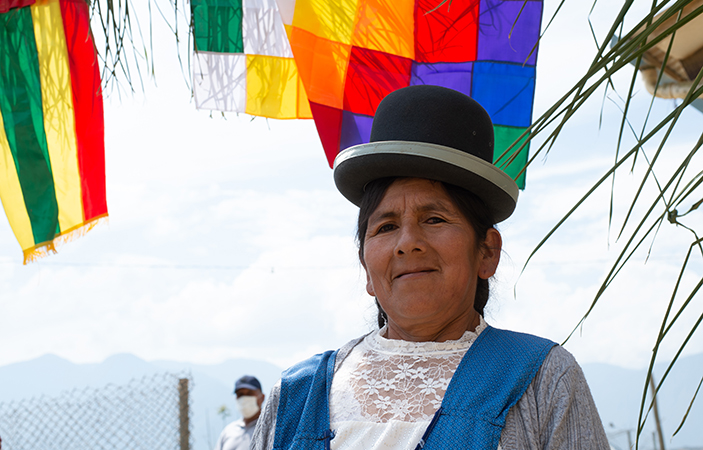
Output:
[214, 375, 265, 450]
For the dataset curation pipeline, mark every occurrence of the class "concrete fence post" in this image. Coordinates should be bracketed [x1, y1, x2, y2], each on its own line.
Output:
[178, 378, 190, 450]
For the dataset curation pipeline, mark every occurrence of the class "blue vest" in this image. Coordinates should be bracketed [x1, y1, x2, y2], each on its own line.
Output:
[272, 326, 556, 450]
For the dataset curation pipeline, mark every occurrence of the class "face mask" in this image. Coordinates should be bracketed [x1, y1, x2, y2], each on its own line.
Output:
[236, 395, 260, 419]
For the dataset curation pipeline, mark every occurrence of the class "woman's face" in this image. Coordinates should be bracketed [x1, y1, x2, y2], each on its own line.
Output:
[362, 178, 500, 338]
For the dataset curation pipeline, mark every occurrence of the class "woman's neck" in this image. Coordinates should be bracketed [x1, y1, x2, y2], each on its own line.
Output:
[385, 310, 481, 342]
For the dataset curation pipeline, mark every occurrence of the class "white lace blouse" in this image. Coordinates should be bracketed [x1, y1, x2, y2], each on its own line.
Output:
[251, 320, 610, 450]
[328, 318, 489, 450]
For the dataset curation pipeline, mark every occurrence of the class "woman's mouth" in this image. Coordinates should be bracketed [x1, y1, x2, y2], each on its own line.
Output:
[395, 269, 435, 280]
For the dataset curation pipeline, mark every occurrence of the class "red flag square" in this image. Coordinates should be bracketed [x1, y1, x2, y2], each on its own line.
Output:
[343, 46, 412, 116]
[414, 0, 480, 63]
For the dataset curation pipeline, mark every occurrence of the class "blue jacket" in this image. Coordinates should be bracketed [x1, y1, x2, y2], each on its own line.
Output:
[272, 326, 556, 450]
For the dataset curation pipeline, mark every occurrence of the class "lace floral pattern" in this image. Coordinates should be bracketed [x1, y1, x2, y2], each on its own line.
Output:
[330, 318, 487, 424]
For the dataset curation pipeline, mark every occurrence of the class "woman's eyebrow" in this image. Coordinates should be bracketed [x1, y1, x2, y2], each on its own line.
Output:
[416, 202, 452, 214]
[369, 210, 399, 223]
[370, 202, 453, 223]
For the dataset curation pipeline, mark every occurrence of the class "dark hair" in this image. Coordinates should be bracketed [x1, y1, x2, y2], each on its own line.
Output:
[356, 177, 497, 328]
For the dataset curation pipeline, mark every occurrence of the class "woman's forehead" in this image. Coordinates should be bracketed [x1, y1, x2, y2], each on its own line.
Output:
[370, 178, 457, 217]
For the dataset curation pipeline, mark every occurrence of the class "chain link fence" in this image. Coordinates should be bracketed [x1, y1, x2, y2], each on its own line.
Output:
[0, 372, 192, 450]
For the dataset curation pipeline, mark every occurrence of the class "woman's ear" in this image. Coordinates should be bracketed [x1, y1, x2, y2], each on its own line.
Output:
[359, 251, 376, 296]
[366, 272, 376, 297]
[478, 228, 502, 279]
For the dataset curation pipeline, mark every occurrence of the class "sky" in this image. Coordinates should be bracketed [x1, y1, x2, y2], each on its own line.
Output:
[1, 0, 702, 374]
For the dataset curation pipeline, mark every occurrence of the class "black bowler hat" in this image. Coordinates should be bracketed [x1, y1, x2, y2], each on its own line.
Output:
[333, 85, 518, 222]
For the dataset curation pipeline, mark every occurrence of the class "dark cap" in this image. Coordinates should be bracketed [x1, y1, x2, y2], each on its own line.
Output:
[234, 375, 262, 394]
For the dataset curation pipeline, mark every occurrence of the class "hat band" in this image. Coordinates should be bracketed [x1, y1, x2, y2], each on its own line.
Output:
[334, 141, 518, 202]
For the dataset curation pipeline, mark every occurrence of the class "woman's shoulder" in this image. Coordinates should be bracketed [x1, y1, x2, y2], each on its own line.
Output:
[534, 345, 584, 389]
[542, 345, 578, 369]
[532, 345, 607, 430]
[522, 344, 590, 406]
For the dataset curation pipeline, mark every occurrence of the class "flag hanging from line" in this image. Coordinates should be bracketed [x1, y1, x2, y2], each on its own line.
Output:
[191, 0, 542, 188]
[191, 0, 312, 119]
[0, 0, 107, 264]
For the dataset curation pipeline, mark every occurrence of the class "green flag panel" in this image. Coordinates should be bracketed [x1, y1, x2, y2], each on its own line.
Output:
[192, 0, 243, 53]
[493, 125, 529, 189]
[0, 6, 59, 244]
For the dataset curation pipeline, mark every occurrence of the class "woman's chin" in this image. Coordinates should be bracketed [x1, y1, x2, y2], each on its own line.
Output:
[387, 304, 452, 328]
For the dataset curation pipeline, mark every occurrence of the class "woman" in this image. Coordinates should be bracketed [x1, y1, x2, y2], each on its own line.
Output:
[252, 85, 608, 450]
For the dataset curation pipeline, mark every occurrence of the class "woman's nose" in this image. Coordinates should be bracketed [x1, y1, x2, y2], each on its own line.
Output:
[394, 223, 425, 255]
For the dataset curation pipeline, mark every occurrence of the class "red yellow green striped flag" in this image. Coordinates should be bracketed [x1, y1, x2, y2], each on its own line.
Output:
[0, 0, 107, 264]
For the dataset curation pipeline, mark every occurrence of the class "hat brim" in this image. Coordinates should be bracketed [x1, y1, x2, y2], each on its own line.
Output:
[333, 141, 518, 223]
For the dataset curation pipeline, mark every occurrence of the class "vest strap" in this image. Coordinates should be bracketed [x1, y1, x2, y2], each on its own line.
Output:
[272, 349, 338, 450]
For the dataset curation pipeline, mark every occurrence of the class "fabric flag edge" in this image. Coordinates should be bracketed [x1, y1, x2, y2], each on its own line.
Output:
[22, 213, 108, 264]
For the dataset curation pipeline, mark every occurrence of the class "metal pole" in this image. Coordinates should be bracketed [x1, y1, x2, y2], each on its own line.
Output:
[649, 375, 666, 450]
[178, 378, 190, 450]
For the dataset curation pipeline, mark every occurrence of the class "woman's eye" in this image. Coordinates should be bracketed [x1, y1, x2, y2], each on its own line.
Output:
[377, 223, 396, 233]
[426, 217, 445, 224]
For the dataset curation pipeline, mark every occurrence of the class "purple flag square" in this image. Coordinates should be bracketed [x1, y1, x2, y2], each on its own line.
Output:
[340, 111, 374, 151]
[478, 0, 543, 66]
[409, 62, 473, 98]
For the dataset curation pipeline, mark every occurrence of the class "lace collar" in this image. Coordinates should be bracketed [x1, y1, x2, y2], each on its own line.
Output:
[366, 316, 488, 355]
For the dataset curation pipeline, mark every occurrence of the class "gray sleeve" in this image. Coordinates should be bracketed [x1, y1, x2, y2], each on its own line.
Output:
[251, 380, 280, 450]
[501, 346, 610, 450]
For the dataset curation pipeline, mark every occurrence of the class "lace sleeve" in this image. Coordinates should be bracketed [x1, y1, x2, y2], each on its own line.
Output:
[251, 380, 280, 450]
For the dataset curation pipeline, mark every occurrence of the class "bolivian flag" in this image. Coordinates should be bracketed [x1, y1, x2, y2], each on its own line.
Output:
[0, 0, 107, 264]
